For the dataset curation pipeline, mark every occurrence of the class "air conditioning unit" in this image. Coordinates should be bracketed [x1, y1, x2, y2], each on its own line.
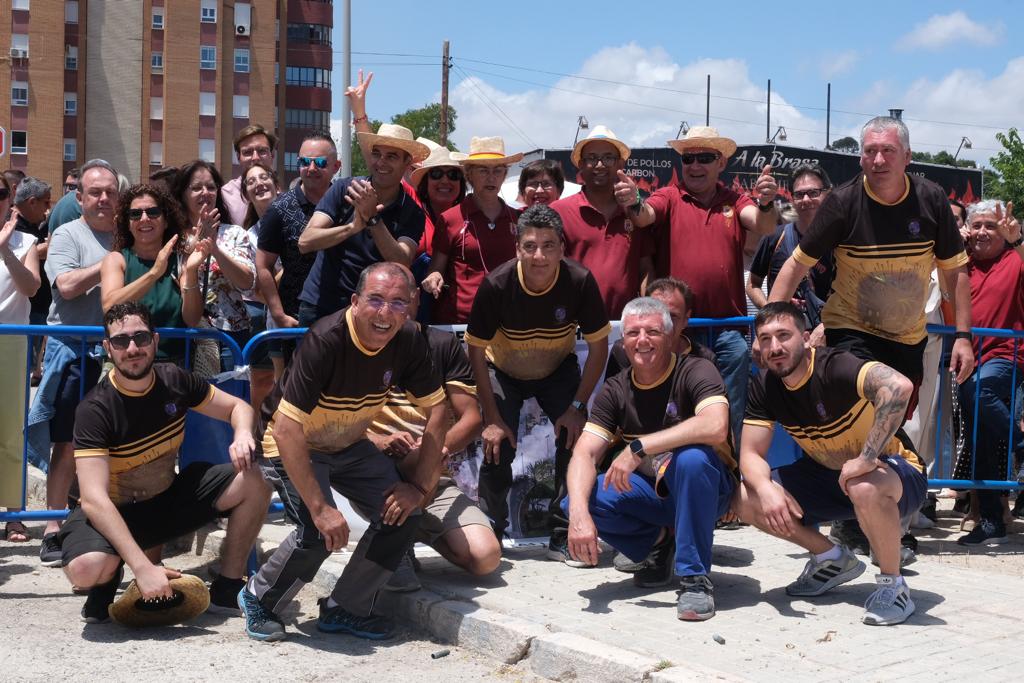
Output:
[236, 24, 248, 36]
[10, 48, 28, 59]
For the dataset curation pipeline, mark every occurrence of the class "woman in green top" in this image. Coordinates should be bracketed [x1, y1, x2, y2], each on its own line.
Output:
[100, 184, 210, 362]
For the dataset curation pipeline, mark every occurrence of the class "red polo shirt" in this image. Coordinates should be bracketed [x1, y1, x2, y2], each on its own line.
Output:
[968, 248, 1024, 366]
[646, 182, 754, 319]
[552, 189, 654, 320]
[431, 196, 521, 323]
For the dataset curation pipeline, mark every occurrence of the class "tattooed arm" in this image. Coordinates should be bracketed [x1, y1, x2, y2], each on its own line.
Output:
[838, 363, 913, 494]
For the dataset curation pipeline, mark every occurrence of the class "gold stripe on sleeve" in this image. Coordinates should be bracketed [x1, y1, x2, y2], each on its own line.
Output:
[277, 399, 310, 425]
[792, 245, 819, 268]
[695, 396, 729, 414]
[74, 448, 109, 459]
[856, 361, 881, 399]
[583, 422, 615, 442]
[582, 323, 612, 343]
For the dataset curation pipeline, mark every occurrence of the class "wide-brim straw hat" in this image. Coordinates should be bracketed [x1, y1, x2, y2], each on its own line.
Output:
[667, 126, 737, 159]
[357, 124, 431, 164]
[460, 136, 524, 166]
[410, 145, 468, 186]
[109, 574, 210, 627]
[571, 125, 631, 167]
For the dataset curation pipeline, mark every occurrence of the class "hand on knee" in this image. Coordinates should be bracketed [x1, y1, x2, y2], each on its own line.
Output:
[65, 555, 119, 588]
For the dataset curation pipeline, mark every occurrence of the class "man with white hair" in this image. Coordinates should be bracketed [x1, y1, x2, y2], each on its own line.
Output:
[563, 296, 734, 621]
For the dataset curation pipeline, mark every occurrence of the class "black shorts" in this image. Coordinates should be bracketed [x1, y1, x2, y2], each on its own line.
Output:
[51, 356, 102, 443]
[243, 301, 273, 369]
[825, 328, 927, 417]
[772, 455, 927, 527]
[59, 462, 237, 564]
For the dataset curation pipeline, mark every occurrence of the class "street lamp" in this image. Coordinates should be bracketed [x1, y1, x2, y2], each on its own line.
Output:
[954, 136, 972, 161]
[677, 121, 690, 139]
[768, 126, 788, 144]
[573, 116, 589, 145]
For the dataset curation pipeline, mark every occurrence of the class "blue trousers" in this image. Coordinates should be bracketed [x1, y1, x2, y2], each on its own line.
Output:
[710, 329, 749, 448]
[564, 445, 734, 577]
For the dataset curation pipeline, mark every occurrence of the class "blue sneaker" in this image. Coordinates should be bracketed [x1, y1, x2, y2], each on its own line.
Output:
[238, 587, 285, 642]
[316, 598, 394, 640]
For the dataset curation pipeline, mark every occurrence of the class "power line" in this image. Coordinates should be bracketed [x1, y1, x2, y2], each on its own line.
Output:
[452, 65, 539, 150]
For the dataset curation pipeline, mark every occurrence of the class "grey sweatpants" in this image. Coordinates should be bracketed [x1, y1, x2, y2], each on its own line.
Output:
[249, 439, 420, 616]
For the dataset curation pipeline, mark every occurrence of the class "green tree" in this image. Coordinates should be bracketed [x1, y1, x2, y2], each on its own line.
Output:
[831, 136, 859, 153]
[349, 117, 383, 178]
[349, 103, 458, 178]
[987, 128, 1024, 208]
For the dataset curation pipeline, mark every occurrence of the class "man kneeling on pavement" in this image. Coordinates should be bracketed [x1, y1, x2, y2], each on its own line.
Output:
[61, 302, 271, 623]
[733, 302, 927, 626]
[564, 296, 735, 621]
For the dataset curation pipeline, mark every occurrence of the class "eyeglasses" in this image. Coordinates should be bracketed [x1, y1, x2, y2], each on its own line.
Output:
[680, 152, 720, 165]
[428, 168, 462, 181]
[244, 172, 273, 187]
[240, 146, 272, 159]
[792, 188, 826, 200]
[580, 153, 619, 167]
[128, 207, 164, 221]
[525, 180, 557, 190]
[107, 331, 154, 350]
[362, 296, 409, 314]
[0, 188, 9, 201]
[298, 156, 329, 169]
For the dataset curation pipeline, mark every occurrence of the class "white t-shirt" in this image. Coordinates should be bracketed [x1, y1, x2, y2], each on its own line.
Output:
[0, 230, 38, 324]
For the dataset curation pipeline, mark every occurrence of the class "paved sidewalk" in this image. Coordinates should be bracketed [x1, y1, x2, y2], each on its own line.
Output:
[207, 514, 1024, 682]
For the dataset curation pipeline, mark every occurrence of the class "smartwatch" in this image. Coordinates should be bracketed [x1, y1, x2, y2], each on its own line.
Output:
[570, 399, 587, 414]
[954, 331, 973, 342]
[629, 439, 646, 459]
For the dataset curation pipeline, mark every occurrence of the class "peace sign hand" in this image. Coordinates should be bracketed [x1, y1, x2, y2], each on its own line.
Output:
[996, 201, 1022, 246]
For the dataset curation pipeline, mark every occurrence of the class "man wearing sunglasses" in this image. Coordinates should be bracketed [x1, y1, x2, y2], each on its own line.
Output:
[59, 301, 271, 623]
[222, 124, 278, 227]
[629, 127, 781, 446]
[241, 262, 445, 642]
[297, 124, 428, 325]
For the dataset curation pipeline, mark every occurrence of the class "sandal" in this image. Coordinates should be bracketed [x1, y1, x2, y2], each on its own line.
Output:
[4, 521, 30, 543]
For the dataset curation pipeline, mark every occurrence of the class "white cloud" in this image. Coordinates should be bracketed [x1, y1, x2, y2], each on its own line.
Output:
[899, 11, 1005, 51]
[820, 50, 860, 79]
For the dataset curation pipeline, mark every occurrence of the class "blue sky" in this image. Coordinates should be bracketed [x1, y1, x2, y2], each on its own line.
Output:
[331, 2, 1022, 166]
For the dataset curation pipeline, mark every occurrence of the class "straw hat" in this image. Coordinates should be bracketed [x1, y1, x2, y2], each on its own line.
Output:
[416, 137, 443, 152]
[357, 124, 431, 164]
[410, 145, 468, 185]
[460, 136, 524, 166]
[571, 125, 631, 167]
[109, 574, 210, 627]
[667, 126, 737, 159]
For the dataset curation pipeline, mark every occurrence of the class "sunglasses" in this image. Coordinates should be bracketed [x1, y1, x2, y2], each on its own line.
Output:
[128, 206, 164, 221]
[298, 156, 329, 169]
[363, 296, 409, 314]
[428, 168, 462, 182]
[680, 152, 720, 165]
[107, 331, 154, 350]
[0, 188, 9, 201]
[792, 188, 825, 200]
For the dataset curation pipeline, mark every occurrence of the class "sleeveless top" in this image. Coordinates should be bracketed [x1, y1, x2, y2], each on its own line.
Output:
[122, 248, 186, 361]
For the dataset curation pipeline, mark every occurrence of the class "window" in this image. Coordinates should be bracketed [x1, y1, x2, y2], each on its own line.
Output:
[286, 23, 332, 46]
[11, 82, 28, 107]
[150, 96, 164, 120]
[199, 139, 216, 163]
[234, 49, 250, 73]
[285, 108, 330, 129]
[232, 95, 249, 119]
[64, 139, 77, 162]
[201, 0, 217, 23]
[199, 92, 216, 116]
[284, 152, 299, 172]
[13, 0, 30, 10]
[65, 46, 78, 70]
[64, 92, 77, 115]
[11, 131, 28, 155]
[200, 46, 216, 70]
[286, 66, 332, 88]
[152, 7, 164, 29]
[65, 1, 79, 23]
[151, 52, 163, 73]
[11, 34, 29, 58]
[150, 142, 163, 165]
[274, 62, 279, 85]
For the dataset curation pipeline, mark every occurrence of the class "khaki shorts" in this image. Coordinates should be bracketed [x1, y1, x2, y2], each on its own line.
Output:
[417, 477, 491, 545]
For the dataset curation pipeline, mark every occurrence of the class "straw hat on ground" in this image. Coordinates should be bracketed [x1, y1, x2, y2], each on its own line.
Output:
[667, 126, 737, 159]
[357, 124, 431, 164]
[108, 573, 210, 627]
[460, 136, 524, 166]
[571, 125, 631, 167]
[410, 145, 468, 186]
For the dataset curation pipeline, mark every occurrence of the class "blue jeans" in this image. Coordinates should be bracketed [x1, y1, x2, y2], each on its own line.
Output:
[710, 329, 750, 448]
[958, 359, 1022, 521]
[563, 445, 734, 577]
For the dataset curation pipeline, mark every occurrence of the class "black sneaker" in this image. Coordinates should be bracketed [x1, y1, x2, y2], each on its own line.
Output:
[238, 586, 286, 642]
[207, 574, 245, 615]
[632, 533, 674, 588]
[920, 496, 938, 524]
[827, 519, 870, 555]
[81, 565, 123, 624]
[957, 518, 1009, 546]
[316, 598, 394, 640]
[613, 551, 645, 573]
[39, 532, 63, 567]
[900, 532, 918, 553]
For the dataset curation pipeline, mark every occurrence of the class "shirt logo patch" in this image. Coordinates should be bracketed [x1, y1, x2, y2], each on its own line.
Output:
[623, 218, 633, 234]
[908, 219, 921, 237]
[164, 402, 178, 416]
[722, 205, 734, 220]
[665, 401, 679, 420]
[382, 370, 393, 387]
[816, 402, 828, 420]
[554, 306, 567, 323]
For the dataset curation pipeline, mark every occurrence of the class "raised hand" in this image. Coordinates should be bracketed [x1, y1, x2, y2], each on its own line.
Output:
[613, 170, 638, 207]
[150, 234, 179, 278]
[995, 201, 1022, 245]
[345, 179, 383, 222]
[344, 69, 374, 118]
[0, 208, 19, 253]
[754, 165, 778, 206]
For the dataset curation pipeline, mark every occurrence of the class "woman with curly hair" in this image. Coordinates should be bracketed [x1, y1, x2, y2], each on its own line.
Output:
[99, 184, 209, 362]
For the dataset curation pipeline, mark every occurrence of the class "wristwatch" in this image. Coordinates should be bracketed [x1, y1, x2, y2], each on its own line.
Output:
[629, 439, 646, 459]
[570, 399, 587, 414]
[954, 331, 973, 342]
[757, 200, 774, 213]
[364, 214, 381, 227]
[1009, 233, 1024, 248]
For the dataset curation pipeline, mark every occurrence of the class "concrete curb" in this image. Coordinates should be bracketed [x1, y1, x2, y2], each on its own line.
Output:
[195, 527, 746, 682]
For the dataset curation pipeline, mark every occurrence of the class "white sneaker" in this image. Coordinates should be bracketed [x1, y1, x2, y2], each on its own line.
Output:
[863, 575, 915, 626]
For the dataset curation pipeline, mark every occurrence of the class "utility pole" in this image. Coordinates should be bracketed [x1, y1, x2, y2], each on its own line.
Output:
[440, 40, 451, 147]
[341, 0, 352, 175]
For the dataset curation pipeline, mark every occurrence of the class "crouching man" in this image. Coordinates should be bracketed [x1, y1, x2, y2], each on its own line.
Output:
[61, 302, 271, 623]
[732, 302, 927, 626]
[564, 296, 735, 621]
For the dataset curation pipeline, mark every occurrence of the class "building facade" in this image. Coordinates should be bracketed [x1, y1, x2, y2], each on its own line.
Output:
[1, 0, 332, 187]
